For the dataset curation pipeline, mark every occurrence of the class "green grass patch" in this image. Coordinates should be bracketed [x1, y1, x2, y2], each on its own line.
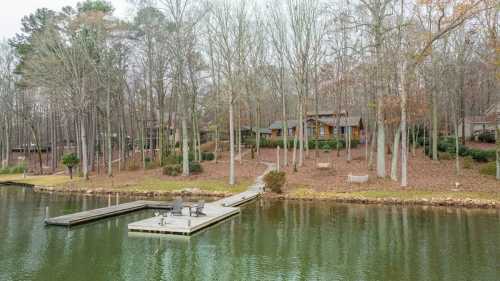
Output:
[0, 174, 77, 186]
[289, 187, 500, 202]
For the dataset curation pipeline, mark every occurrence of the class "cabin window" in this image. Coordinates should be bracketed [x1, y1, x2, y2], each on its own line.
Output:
[320, 127, 325, 137]
[288, 128, 293, 136]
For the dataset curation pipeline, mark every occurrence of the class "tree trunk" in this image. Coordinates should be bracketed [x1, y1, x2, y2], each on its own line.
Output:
[391, 126, 401, 181]
[376, 99, 386, 178]
[400, 63, 408, 187]
[229, 98, 235, 185]
[298, 99, 304, 167]
[107, 85, 113, 177]
[432, 91, 438, 161]
[182, 111, 190, 177]
[80, 115, 89, 180]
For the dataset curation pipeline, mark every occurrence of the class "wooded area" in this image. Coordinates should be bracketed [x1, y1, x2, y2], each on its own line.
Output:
[0, 0, 498, 187]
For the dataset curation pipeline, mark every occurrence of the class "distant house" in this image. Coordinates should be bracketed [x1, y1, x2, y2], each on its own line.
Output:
[269, 111, 363, 141]
[458, 116, 491, 139]
[241, 126, 272, 140]
[485, 102, 500, 126]
[458, 102, 500, 140]
[269, 120, 299, 139]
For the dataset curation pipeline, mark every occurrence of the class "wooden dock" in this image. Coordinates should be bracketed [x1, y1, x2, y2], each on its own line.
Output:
[127, 204, 240, 235]
[45, 200, 172, 226]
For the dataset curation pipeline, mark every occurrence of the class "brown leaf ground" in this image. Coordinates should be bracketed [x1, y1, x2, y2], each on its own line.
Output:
[252, 147, 498, 194]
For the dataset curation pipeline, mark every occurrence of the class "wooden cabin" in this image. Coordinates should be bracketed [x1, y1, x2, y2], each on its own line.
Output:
[269, 115, 363, 141]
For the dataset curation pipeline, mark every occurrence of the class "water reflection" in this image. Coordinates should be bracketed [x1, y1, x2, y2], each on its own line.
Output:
[0, 186, 498, 281]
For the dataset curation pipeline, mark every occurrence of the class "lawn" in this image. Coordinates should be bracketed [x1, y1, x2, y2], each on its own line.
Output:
[0, 174, 77, 186]
[289, 187, 500, 202]
[0, 173, 250, 194]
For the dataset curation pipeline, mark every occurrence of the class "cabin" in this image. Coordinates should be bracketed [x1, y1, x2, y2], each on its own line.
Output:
[269, 111, 363, 141]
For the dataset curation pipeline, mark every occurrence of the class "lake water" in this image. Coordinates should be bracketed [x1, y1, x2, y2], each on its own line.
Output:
[0, 186, 499, 281]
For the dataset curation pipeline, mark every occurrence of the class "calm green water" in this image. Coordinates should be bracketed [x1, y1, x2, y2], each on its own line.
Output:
[0, 186, 499, 281]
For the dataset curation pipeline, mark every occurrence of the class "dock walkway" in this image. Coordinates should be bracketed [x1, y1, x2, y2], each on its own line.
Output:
[45, 200, 172, 226]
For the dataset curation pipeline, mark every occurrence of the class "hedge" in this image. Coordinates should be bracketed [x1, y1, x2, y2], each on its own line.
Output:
[425, 137, 495, 162]
[243, 138, 359, 150]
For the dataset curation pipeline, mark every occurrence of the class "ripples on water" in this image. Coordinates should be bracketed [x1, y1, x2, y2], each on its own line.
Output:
[0, 186, 499, 281]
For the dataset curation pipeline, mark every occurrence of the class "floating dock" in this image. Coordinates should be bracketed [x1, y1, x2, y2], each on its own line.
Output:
[127, 163, 273, 235]
[127, 204, 240, 235]
[45, 200, 172, 226]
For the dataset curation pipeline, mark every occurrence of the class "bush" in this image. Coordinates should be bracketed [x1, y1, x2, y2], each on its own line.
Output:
[189, 161, 203, 174]
[263, 171, 286, 194]
[163, 164, 182, 176]
[243, 138, 352, 150]
[175, 153, 194, 164]
[62, 153, 80, 179]
[478, 131, 495, 143]
[439, 152, 452, 160]
[469, 149, 491, 163]
[463, 156, 473, 169]
[9, 164, 26, 174]
[201, 152, 215, 161]
[479, 162, 496, 176]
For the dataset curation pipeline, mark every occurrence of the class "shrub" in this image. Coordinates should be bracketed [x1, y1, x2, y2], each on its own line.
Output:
[163, 164, 182, 176]
[201, 152, 215, 161]
[478, 131, 495, 143]
[479, 162, 496, 176]
[263, 171, 286, 194]
[439, 152, 452, 160]
[175, 153, 194, 164]
[463, 156, 473, 169]
[469, 149, 490, 163]
[189, 161, 203, 174]
[9, 164, 26, 174]
[164, 155, 178, 165]
[62, 153, 80, 179]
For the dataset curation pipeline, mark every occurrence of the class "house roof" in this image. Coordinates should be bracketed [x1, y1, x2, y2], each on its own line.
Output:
[241, 126, 272, 134]
[306, 110, 335, 116]
[255, 128, 271, 134]
[309, 116, 363, 127]
[485, 102, 500, 115]
[269, 120, 298, 130]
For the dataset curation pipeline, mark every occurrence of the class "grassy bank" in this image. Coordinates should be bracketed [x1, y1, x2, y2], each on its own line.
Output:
[0, 174, 249, 195]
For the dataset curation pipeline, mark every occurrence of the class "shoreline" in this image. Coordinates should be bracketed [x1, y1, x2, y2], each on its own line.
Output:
[1, 181, 496, 209]
[264, 193, 499, 209]
[30, 185, 233, 198]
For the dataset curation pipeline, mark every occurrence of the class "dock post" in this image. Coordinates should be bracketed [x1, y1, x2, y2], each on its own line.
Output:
[108, 194, 111, 207]
[116, 193, 119, 205]
[45, 206, 49, 220]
